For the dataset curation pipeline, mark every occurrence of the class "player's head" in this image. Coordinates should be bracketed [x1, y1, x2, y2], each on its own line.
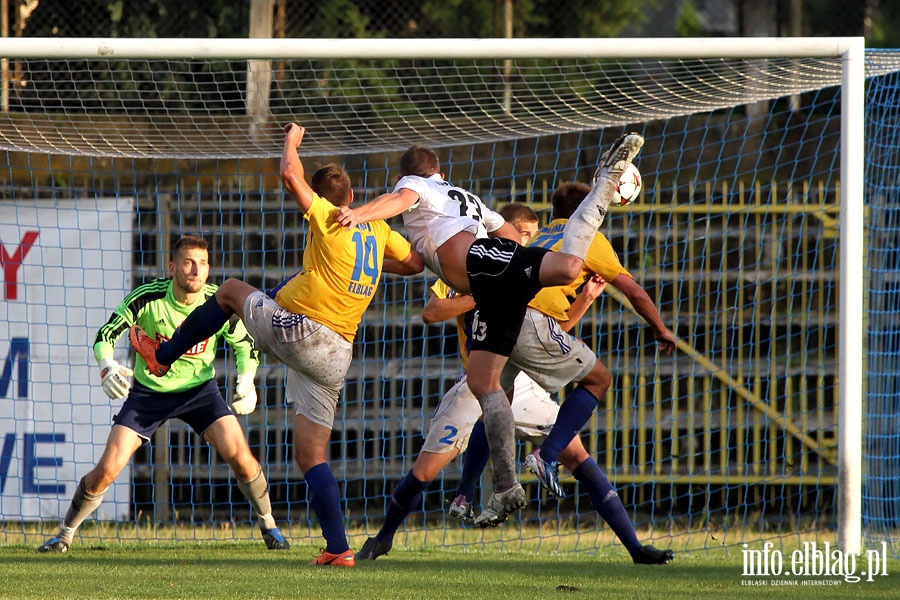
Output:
[169, 235, 210, 295]
[499, 203, 540, 244]
[551, 182, 591, 220]
[311, 163, 354, 207]
[400, 144, 440, 178]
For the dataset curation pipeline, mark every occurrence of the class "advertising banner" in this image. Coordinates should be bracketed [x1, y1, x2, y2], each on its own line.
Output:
[0, 198, 133, 519]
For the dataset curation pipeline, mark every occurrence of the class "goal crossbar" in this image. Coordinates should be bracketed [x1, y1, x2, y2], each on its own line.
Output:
[0, 36, 864, 60]
[0, 36, 866, 555]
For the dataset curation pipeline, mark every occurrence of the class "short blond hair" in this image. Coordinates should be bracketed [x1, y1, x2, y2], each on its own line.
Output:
[499, 203, 538, 226]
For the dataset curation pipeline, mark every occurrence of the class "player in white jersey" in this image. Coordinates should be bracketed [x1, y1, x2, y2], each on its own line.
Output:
[390, 173, 507, 283]
[337, 135, 645, 526]
[359, 202, 673, 565]
[356, 273, 602, 560]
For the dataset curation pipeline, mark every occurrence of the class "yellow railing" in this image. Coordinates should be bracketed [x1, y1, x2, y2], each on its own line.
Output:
[527, 179, 842, 489]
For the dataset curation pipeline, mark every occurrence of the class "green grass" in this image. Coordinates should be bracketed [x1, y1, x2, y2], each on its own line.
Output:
[2, 540, 898, 600]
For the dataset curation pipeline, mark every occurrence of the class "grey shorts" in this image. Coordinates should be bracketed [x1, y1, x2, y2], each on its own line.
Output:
[242, 292, 353, 429]
[501, 307, 596, 394]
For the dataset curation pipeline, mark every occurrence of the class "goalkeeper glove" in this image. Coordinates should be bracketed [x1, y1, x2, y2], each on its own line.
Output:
[98, 358, 134, 400]
[231, 372, 258, 415]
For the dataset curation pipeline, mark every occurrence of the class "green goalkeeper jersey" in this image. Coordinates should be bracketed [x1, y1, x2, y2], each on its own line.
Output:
[93, 278, 259, 393]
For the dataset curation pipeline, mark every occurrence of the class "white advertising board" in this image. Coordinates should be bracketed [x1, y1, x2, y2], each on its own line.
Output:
[0, 198, 133, 520]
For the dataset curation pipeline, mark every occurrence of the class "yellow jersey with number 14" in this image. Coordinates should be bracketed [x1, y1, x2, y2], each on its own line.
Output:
[275, 193, 413, 342]
[528, 218, 631, 322]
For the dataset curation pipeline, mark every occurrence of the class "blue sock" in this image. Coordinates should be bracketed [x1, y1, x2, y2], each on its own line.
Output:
[540, 386, 597, 463]
[455, 421, 489, 502]
[572, 458, 642, 556]
[304, 463, 349, 554]
[156, 295, 230, 366]
[376, 470, 429, 543]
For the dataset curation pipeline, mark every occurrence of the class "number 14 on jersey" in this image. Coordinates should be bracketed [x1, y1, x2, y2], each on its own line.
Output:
[348, 227, 379, 297]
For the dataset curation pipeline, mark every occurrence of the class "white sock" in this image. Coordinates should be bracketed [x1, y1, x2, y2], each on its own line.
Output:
[559, 177, 616, 259]
[237, 468, 277, 530]
[561, 133, 644, 260]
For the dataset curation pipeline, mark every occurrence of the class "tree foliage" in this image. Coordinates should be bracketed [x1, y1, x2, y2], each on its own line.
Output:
[414, 0, 648, 38]
[23, 0, 248, 38]
[867, 0, 900, 48]
[676, 0, 704, 38]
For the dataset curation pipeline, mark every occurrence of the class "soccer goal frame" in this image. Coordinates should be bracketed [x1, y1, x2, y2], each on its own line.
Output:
[0, 36, 865, 553]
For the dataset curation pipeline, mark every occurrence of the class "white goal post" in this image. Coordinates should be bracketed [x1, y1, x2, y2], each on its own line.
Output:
[0, 36, 865, 553]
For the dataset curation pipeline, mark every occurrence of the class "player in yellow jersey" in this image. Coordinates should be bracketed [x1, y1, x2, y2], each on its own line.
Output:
[359, 204, 673, 564]
[522, 182, 676, 498]
[130, 124, 423, 568]
[497, 202, 541, 245]
[335, 135, 646, 527]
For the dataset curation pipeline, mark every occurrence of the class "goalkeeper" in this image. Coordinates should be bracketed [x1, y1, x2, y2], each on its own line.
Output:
[129, 124, 424, 568]
[38, 235, 289, 553]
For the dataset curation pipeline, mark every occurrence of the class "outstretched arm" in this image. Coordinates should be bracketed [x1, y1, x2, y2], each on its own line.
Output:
[223, 317, 261, 376]
[223, 318, 261, 415]
[335, 188, 419, 228]
[610, 274, 676, 355]
[93, 303, 137, 399]
[421, 291, 475, 324]
[383, 249, 425, 276]
[558, 274, 607, 332]
[280, 123, 315, 213]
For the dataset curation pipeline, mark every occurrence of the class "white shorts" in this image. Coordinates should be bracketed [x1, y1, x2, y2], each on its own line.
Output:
[501, 307, 596, 394]
[422, 372, 559, 454]
[242, 292, 353, 429]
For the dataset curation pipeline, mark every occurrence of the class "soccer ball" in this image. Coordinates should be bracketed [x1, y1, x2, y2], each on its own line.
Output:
[613, 163, 642, 206]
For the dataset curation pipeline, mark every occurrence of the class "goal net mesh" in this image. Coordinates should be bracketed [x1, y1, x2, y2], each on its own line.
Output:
[2, 47, 899, 555]
[0, 55, 873, 157]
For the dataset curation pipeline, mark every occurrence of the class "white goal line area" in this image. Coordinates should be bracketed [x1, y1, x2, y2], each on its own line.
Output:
[0, 36, 888, 557]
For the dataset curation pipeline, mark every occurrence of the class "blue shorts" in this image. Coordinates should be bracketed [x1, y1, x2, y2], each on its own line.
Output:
[113, 379, 232, 442]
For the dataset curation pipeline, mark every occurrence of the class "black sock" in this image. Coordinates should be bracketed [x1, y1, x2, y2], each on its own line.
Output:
[157, 295, 230, 365]
[572, 458, 643, 556]
[376, 470, 429, 544]
[540, 386, 597, 463]
[455, 421, 489, 502]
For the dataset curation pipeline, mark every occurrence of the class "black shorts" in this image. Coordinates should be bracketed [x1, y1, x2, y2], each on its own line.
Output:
[466, 237, 550, 356]
[112, 379, 232, 442]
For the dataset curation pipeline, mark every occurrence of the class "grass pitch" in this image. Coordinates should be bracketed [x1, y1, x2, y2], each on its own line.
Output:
[3, 538, 898, 600]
